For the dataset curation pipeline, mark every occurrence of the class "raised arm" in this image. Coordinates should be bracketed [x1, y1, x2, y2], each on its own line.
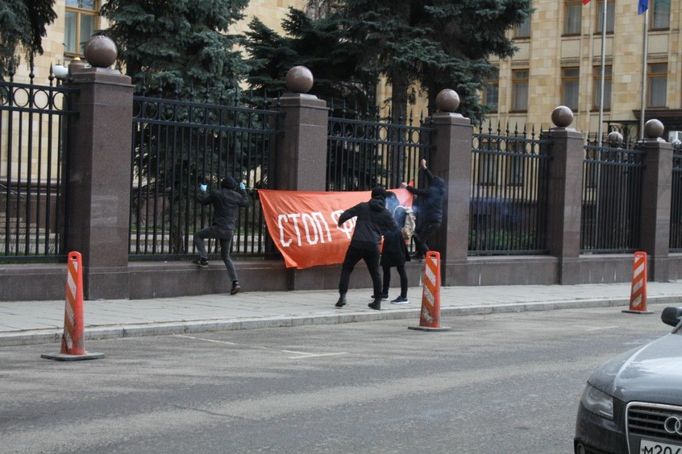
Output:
[338, 204, 362, 226]
[237, 183, 250, 207]
[420, 159, 434, 187]
[405, 185, 429, 197]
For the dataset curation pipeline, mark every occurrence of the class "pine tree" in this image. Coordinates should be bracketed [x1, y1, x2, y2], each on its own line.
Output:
[244, 8, 375, 109]
[101, 0, 249, 99]
[0, 0, 57, 79]
[101, 0, 252, 254]
[338, 0, 532, 121]
[245, 0, 532, 122]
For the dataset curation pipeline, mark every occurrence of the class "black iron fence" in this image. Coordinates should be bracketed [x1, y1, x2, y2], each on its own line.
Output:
[468, 124, 550, 255]
[129, 95, 280, 259]
[670, 146, 682, 251]
[326, 111, 433, 191]
[0, 72, 74, 261]
[581, 142, 644, 253]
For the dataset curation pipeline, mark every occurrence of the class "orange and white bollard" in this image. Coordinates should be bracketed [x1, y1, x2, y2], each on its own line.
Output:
[42, 251, 104, 361]
[409, 251, 450, 332]
[623, 251, 653, 315]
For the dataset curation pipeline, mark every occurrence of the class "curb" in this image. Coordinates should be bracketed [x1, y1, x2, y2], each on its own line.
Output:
[1, 295, 679, 347]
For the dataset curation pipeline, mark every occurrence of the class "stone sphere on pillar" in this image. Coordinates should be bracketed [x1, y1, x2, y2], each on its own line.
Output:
[551, 105, 574, 128]
[435, 89, 460, 113]
[644, 119, 664, 139]
[84, 35, 118, 68]
[285, 66, 314, 93]
[607, 131, 623, 145]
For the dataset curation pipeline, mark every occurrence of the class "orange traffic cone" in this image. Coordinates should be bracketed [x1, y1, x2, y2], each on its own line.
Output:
[623, 251, 653, 315]
[42, 251, 104, 361]
[409, 251, 450, 332]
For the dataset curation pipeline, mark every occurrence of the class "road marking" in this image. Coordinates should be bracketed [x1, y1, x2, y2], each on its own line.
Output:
[286, 352, 348, 360]
[174, 335, 347, 359]
[174, 334, 238, 345]
[584, 326, 619, 332]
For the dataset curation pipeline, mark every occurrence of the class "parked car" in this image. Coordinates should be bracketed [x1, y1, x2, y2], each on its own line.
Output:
[574, 307, 682, 454]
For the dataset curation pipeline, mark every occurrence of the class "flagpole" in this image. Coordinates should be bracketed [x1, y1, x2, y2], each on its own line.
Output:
[640, 8, 649, 140]
[597, 0, 607, 146]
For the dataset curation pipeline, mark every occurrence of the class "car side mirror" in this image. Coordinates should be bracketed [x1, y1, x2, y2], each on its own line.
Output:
[661, 307, 682, 327]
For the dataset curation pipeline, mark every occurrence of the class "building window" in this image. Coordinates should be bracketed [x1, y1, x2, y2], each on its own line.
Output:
[650, 0, 670, 30]
[511, 69, 529, 112]
[594, 0, 615, 34]
[564, 0, 582, 36]
[562, 67, 580, 111]
[65, 0, 99, 56]
[592, 65, 612, 110]
[514, 16, 531, 39]
[647, 63, 667, 107]
[483, 75, 499, 113]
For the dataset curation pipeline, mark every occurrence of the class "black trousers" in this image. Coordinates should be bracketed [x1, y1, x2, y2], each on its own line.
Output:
[194, 226, 238, 283]
[381, 263, 408, 298]
[414, 221, 441, 257]
[338, 244, 382, 298]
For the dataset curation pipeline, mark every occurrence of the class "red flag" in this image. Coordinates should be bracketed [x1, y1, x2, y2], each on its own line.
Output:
[583, 0, 591, 4]
[258, 189, 413, 269]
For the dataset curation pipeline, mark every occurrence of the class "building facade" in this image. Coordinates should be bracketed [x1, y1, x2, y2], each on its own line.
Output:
[484, 0, 680, 141]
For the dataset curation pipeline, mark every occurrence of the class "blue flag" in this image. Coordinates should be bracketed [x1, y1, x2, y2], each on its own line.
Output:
[638, 0, 648, 14]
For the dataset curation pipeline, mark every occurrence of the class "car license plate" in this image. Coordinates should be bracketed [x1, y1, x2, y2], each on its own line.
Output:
[639, 439, 682, 454]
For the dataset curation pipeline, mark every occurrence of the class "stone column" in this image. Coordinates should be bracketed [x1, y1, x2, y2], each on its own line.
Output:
[65, 37, 134, 299]
[427, 90, 473, 285]
[273, 67, 329, 289]
[545, 107, 584, 284]
[638, 119, 672, 281]
[274, 66, 328, 190]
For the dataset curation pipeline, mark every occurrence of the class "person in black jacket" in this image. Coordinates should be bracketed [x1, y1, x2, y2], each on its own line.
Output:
[335, 187, 398, 310]
[402, 159, 445, 260]
[194, 176, 249, 295]
[379, 191, 411, 304]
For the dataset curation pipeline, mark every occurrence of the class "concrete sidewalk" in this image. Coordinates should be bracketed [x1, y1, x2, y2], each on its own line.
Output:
[2, 281, 682, 346]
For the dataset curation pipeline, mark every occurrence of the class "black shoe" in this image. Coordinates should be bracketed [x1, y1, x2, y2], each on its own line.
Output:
[390, 296, 409, 305]
[193, 258, 209, 268]
[335, 295, 347, 308]
[230, 282, 241, 295]
[371, 293, 389, 300]
[368, 300, 381, 310]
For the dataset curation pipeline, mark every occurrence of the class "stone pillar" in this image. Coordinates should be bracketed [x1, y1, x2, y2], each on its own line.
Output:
[638, 119, 672, 281]
[427, 90, 473, 285]
[65, 37, 134, 299]
[274, 67, 329, 289]
[545, 107, 584, 284]
[274, 66, 328, 190]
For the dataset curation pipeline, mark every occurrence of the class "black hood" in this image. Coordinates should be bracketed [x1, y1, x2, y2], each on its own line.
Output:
[221, 176, 237, 190]
[369, 196, 386, 211]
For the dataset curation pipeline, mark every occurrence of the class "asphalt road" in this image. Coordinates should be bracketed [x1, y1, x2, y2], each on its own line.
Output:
[0, 304, 674, 454]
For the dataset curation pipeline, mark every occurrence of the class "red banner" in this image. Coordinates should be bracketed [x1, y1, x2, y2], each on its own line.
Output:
[258, 189, 413, 269]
